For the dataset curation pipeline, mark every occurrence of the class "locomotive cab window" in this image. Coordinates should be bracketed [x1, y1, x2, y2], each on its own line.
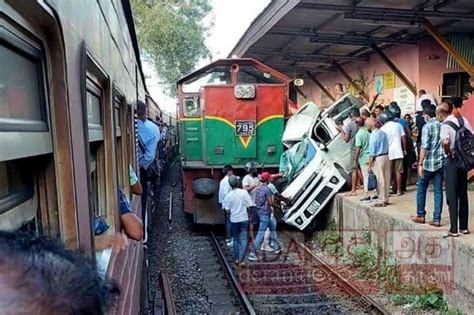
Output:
[237, 65, 283, 84]
[184, 96, 201, 117]
[181, 65, 231, 93]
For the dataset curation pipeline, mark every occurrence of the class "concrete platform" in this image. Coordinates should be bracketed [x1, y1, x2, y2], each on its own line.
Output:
[328, 186, 474, 313]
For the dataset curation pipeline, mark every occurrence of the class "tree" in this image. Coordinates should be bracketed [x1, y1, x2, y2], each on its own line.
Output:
[131, 0, 212, 96]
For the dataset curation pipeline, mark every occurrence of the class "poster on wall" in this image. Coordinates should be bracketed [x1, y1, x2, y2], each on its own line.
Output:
[384, 71, 395, 89]
[393, 86, 416, 114]
[374, 75, 384, 94]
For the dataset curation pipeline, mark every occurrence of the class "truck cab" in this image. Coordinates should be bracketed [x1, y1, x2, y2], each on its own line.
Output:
[280, 94, 364, 230]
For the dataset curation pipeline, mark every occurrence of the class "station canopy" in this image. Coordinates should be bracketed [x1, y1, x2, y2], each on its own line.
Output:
[230, 0, 474, 77]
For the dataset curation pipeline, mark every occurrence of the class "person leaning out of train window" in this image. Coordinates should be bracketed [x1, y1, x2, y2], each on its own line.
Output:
[119, 188, 144, 241]
[129, 165, 143, 195]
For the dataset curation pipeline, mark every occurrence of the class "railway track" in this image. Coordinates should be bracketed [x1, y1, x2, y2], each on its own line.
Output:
[211, 230, 390, 315]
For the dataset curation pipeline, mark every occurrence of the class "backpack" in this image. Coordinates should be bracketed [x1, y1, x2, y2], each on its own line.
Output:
[444, 116, 474, 171]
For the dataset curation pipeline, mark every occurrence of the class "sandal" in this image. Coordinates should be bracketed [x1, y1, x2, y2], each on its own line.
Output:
[344, 192, 358, 197]
[443, 232, 459, 238]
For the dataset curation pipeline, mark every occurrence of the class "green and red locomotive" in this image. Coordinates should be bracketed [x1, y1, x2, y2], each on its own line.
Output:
[177, 58, 296, 224]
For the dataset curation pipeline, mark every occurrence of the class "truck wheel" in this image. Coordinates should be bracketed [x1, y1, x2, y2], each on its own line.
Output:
[334, 163, 351, 192]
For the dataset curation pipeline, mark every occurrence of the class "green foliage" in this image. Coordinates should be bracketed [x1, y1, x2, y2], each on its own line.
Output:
[389, 288, 458, 313]
[316, 220, 342, 256]
[131, 0, 212, 95]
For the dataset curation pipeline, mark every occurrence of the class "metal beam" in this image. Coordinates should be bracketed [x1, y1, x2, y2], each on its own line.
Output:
[371, 44, 417, 95]
[270, 28, 417, 45]
[284, 54, 369, 63]
[295, 86, 308, 100]
[434, 0, 458, 10]
[306, 71, 336, 102]
[423, 19, 473, 76]
[251, 49, 369, 62]
[296, 2, 474, 20]
[332, 61, 370, 102]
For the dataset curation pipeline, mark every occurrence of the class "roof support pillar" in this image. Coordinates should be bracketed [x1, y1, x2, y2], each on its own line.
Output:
[295, 86, 308, 100]
[332, 61, 370, 102]
[306, 71, 336, 102]
[371, 44, 416, 95]
[423, 19, 473, 76]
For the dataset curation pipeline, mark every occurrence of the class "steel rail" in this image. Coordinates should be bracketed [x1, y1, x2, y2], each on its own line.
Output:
[160, 273, 177, 315]
[282, 231, 390, 315]
[209, 232, 256, 315]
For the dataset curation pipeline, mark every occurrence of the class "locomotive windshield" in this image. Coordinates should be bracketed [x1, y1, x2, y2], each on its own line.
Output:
[182, 65, 231, 93]
[237, 65, 283, 84]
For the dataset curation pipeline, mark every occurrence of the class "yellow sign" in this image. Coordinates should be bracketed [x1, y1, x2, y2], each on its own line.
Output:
[384, 71, 395, 89]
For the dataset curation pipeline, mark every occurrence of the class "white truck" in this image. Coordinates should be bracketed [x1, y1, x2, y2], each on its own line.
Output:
[279, 94, 364, 230]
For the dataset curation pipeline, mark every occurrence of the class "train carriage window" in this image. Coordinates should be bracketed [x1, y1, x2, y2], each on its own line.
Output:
[114, 98, 124, 188]
[86, 78, 107, 222]
[0, 27, 56, 235]
[0, 39, 45, 125]
[237, 65, 283, 84]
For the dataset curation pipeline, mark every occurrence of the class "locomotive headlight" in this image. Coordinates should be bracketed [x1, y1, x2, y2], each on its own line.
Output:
[234, 84, 256, 99]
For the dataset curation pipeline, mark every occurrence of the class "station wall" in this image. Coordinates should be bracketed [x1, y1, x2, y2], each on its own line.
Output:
[301, 39, 467, 115]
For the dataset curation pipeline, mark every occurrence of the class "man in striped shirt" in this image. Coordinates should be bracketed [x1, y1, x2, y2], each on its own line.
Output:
[411, 105, 444, 227]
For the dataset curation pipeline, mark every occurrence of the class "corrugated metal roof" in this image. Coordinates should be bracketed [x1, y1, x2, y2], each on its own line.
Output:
[230, 0, 474, 77]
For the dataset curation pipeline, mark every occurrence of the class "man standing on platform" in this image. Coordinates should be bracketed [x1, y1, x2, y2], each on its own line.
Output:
[411, 105, 444, 227]
[337, 108, 361, 196]
[367, 115, 390, 207]
[440, 97, 473, 237]
[136, 101, 159, 225]
[354, 116, 373, 202]
[381, 106, 407, 196]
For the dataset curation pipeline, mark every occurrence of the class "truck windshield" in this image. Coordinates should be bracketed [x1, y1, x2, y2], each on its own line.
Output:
[182, 65, 231, 93]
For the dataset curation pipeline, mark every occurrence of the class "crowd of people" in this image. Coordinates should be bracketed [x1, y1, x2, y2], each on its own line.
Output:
[219, 84, 473, 265]
[219, 162, 284, 264]
[336, 87, 473, 238]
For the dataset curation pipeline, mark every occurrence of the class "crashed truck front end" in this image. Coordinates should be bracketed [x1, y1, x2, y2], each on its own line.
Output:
[281, 139, 346, 230]
[280, 95, 363, 230]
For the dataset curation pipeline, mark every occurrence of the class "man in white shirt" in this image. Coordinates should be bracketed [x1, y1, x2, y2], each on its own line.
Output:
[223, 176, 253, 264]
[242, 162, 260, 239]
[416, 89, 437, 112]
[218, 165, 234, 245]
[381, 113, 407, 196]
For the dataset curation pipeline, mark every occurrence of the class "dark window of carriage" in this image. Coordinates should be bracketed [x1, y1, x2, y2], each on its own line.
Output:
[237, 65, 283, 84]
[0, 159, 34, 214]
[0, 27, 48, 132]
[86, 79, 106, 218]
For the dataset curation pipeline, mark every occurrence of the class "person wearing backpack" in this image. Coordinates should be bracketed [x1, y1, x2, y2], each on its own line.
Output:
[440, 97, 474, 237]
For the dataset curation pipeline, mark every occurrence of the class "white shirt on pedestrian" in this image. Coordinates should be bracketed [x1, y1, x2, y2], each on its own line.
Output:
[242, 174, 260, 202]
[381, 121, 406, 160]
[416, 94, 437, 111]
[218, 175, 232, 204]
[440, 114, 473, 151]
[223, 188, 252, 223]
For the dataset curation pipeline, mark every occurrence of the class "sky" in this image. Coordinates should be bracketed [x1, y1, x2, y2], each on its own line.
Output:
[143, 0, 271, 114]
